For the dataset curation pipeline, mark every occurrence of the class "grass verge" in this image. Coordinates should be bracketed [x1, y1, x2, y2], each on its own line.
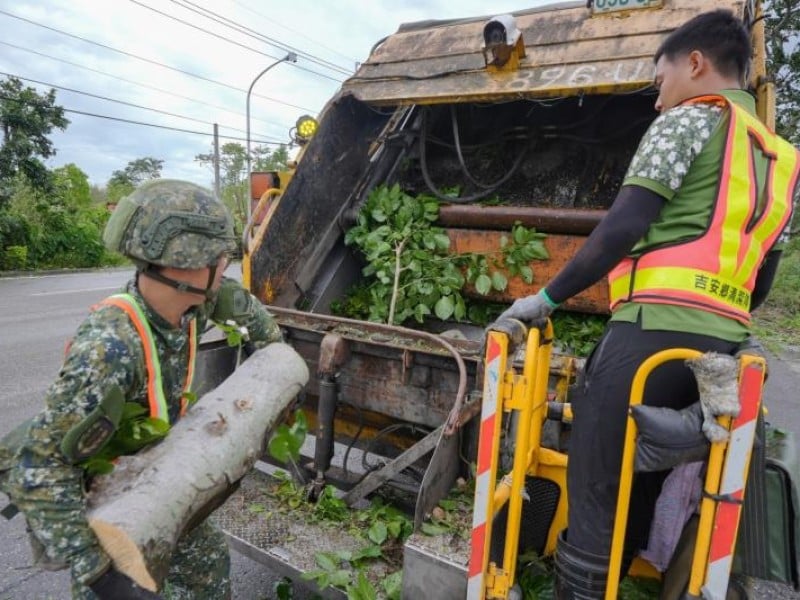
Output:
[752, 238, 800, 353]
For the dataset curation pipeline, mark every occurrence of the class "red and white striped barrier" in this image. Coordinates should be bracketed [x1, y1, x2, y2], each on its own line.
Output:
[702, 362, 764, 599]
[467, 332, 506, 600]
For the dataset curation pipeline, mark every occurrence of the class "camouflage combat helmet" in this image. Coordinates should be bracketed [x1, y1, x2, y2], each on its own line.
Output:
[103, 179, 236, 269]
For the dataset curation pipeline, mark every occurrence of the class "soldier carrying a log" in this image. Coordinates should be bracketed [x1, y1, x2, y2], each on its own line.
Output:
[1, 180, 282, 599]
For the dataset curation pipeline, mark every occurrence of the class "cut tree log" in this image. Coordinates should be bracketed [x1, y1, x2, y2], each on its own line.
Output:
[86, 343, 309, 591]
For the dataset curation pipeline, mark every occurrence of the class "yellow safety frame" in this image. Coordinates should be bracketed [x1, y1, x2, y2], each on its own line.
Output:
[608, 349, 766, 600]
[473, 321, 555, 599]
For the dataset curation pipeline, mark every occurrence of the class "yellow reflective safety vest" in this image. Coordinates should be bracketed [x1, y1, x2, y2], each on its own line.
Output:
[99, 293, 197, 423]
[608, 95, 798, 324]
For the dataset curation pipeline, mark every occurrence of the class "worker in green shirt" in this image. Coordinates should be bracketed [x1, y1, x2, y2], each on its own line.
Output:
[497, 9, 798, 599]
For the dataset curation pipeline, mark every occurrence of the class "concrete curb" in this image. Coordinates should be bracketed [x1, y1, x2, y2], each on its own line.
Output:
[0, 266, 133, 278]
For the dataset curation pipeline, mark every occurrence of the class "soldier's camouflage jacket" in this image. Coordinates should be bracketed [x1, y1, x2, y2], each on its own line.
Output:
[2, 276, 281, 585]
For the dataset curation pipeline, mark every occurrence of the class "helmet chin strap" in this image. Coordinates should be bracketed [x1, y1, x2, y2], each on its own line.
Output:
[140, 263, 218, 301]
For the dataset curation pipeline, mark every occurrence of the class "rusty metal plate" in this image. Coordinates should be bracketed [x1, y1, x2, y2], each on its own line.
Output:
[343, 0, 745, 103]
[447, 228, 610, 314]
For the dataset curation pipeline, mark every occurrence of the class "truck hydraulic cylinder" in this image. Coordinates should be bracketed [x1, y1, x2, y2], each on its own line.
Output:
[315, 375, 337, 476]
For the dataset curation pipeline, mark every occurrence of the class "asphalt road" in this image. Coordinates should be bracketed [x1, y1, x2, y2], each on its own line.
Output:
[0, 268, 798, 599]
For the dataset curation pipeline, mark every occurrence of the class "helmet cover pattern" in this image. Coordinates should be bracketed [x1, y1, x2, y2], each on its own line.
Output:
[103, 179, 236, 269]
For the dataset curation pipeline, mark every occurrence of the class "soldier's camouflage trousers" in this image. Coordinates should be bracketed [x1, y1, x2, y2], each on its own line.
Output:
[72, 520, 231, 600]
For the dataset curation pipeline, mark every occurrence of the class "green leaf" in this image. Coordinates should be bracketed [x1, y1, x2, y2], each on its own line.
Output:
[434, 295, 455, 320]
[454, 295, 467, 321]
[382, 571, 403, 600]
[386, 520, 402, 539]
[475, 274, 492, 295]
[413, 303, 432, 323]
[330, 569, 352, 587]
[274, 577, 294, 600]
[519, 265, 534, 284]
[121, 402, 148, 419]
[345, 571, 377, 600]
[82, 457, 115, 476]
[352, 544, 383, 562]
[334, 549, 353, 562]
[301, 569, 328, 586]
[433, 233, 451, 251]
[421, 522, 450, 536]
[491, 271, 508, 292]
[367, 521, 387, 544]
[267, 433, 292, 463]
[315, 552, 339, 572]
[417, 281, 434, 295]
[530, 244, 549, 260]
[266, 412, 305, 464]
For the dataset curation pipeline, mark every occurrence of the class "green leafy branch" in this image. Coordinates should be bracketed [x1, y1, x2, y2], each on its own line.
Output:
[80, 403, 169, 476]
[342, 184, 548, 325]
[550, 313, 608, 357]
[267, 409, 308, 482]
[265, 474, 409, 600]
[215, 319, 250, 367]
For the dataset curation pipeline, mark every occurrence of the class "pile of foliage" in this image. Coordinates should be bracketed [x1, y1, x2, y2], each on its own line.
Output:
[336, 184, 548, 326]
[266, 410, 408, 599]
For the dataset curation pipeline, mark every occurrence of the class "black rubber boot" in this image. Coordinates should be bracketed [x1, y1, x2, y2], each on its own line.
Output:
[554, 531, 609, 600]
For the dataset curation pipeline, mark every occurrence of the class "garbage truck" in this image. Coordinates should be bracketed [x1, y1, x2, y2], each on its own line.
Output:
[198, 0, 800, 597]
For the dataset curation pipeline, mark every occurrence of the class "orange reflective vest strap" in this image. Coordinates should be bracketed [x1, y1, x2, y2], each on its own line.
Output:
[609, 95, 799, 324]
[98, 294, 197, 424]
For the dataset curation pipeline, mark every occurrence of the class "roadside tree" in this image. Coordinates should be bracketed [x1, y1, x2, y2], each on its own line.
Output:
[0, 76, 69, 204]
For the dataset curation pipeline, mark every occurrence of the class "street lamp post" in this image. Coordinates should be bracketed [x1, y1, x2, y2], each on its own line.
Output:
[246, 52, 297, 221]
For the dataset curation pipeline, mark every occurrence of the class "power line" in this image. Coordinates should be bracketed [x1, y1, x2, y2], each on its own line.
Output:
[0, 70, 286, 142]
[0, 93, 285, 146]
[127, 0, 347, 82]
[0, 40, 293, 128]
[232, 0, 359, 66]
[172, 0, 353, 76]
[64, 107, 282, 145]
[0, 8, 318, 113]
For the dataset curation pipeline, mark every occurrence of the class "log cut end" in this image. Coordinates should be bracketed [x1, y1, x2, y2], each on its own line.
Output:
[90, 518, 158, 592]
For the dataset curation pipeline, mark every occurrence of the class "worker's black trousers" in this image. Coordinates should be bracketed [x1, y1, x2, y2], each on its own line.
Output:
[565, 318, 739, 563]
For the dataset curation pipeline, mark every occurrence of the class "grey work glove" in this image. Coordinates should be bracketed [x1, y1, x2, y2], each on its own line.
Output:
[496, 290, 557, 327]
[88, 567, 162, 600]
[686, 353, 740, 443]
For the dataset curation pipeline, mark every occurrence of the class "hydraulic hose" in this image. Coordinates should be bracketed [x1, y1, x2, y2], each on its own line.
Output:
[419, 107, 529, 203]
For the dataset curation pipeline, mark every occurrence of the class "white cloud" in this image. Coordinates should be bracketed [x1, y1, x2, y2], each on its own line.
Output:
[0, 0, 549, 186]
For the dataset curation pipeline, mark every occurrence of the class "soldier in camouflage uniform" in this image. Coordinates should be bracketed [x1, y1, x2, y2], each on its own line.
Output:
[2, 180, 282, 599]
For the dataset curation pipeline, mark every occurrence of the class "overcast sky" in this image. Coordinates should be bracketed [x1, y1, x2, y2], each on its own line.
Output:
[0, 0, 551, 188]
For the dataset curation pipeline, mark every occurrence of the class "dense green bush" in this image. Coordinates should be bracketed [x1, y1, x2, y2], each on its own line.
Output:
[2, 245, 27, 270]
[0, 168, 118, 271]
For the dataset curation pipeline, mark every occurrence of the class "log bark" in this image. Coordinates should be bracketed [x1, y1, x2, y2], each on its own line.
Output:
[86, 343, 309, 591]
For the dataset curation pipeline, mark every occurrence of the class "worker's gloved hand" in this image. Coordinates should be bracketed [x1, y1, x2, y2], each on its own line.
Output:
[88, 567, 162, 600]
[212, 278, 254, 323]
[496, 290, 557, 327]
